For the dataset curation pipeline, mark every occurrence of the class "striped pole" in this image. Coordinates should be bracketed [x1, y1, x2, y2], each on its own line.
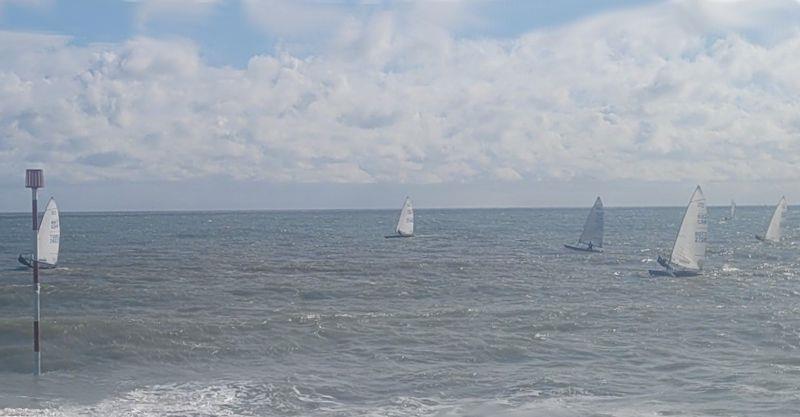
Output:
[26, 169, 44, 376]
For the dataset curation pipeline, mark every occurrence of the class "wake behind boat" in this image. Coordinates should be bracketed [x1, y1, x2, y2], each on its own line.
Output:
[18, 197, 60, 269]
[385, 197, 414, 238]
[649, 186, 707, 277]
[755, 196, 787, 242]
[564, 196, 603, 253]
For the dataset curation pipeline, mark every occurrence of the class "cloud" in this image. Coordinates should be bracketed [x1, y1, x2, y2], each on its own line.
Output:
[241, 0, 478, 55]
[674, 0, 800, 42]
[241, 0, 351, 38]
[1, 0, 800, 186]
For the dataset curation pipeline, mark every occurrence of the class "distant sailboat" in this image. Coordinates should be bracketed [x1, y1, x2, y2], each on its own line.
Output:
[756, 196, 787, 242]
[18, 198, 60, 268]
[385, 197, 414, 238]
[650, 186, 707, 277]
[722, 200, 735, 221]
[564, 197, 603, 252]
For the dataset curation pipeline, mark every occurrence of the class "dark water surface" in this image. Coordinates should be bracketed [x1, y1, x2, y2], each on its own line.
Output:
[1, 207, 798, 416]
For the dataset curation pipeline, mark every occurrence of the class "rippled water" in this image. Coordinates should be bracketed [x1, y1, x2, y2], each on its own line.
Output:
[0, 206, 798, 416]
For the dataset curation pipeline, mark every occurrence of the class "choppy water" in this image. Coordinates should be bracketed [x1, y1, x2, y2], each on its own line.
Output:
[0, 206, 798, 416]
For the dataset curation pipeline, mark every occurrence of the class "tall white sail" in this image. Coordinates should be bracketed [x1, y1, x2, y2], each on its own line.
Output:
[730, 200, 736, 220]
[670, 186, 707, 271]
[395, 197, 414, 236]
[763, 196, 788, 242]
[37, 198, 60, 266]
[578, 197, 604, 247]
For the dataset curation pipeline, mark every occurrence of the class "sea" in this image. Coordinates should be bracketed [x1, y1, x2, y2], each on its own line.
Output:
[0, 206, 798, 417]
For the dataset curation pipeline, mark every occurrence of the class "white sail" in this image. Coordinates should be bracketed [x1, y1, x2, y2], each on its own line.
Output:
[37, 198, 60, 266]
[730, 200, 736, 219]
[763, 196, 788, 242]
[578, 197, 604, 247]
[395, 197, 414, 236]
[670, 186, 707, 271]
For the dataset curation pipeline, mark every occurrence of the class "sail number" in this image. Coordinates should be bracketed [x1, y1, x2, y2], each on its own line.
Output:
[695, 232, 707, 243]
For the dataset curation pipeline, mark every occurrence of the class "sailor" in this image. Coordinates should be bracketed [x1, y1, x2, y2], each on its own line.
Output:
[587, 242, 593, 250]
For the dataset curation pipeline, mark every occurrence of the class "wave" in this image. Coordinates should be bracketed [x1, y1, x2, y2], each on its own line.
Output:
[0, 381, 727, 417]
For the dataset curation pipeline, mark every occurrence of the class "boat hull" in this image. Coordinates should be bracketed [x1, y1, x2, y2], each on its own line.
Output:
[564, 244, 602, 253]
[17, 254, 56, 269]
[755, 234, 776, 242]
[385, 234, 413, 239]
[648, 269, 701, 277]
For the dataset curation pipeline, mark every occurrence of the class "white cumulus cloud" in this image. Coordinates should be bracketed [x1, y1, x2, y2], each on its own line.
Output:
[1, 0, 800, 186]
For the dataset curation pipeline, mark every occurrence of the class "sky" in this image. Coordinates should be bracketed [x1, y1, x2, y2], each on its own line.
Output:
[0, 0, 799, 211]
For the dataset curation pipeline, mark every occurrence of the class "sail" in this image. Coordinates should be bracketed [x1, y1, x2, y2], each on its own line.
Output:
[763, 196, 788, 242]
[730, 200, 736, 219]
[37, 198, 60, 266]
[669, 186, 707, 271]
[395, 197, 414, 236]
[578, 197, 604, 247]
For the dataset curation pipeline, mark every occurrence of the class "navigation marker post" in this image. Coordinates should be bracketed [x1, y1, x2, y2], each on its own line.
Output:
[26, 169, 44, 375]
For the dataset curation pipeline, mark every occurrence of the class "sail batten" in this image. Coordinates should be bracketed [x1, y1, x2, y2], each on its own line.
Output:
[577, 197, 604, 247]
[669, 186, 707, 271]
[395, 197, 414, 236]
[763, 197, 787, 242]
[37, 198, 60, 266]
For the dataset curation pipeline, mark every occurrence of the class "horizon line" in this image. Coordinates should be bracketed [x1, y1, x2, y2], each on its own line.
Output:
[0, 203, 777, 216]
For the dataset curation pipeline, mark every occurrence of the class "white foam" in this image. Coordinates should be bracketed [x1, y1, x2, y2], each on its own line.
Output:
[0, 387, 723, 417]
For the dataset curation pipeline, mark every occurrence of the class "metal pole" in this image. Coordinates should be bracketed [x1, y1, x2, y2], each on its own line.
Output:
[32, 187, 41, 376]
[26, 168, 44, 376]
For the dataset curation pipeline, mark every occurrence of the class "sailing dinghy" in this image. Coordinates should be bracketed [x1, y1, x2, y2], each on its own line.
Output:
[722, 200, 735, 221]
[564, 197, 603, 252]
[18, 197, 60, 269]
[649, 186, 707, 277]
[756, 197, 787, 242]
[385, 197, 414, 238]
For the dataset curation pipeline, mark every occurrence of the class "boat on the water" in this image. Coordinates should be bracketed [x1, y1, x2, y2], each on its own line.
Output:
[721, 200, 735, 221]
[18, 197, 60, 269]
[564, 196, 603, 253]
[649, 186, 707, 277]
[755, 196, 787, 242]
[385, 197, 414, 238]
